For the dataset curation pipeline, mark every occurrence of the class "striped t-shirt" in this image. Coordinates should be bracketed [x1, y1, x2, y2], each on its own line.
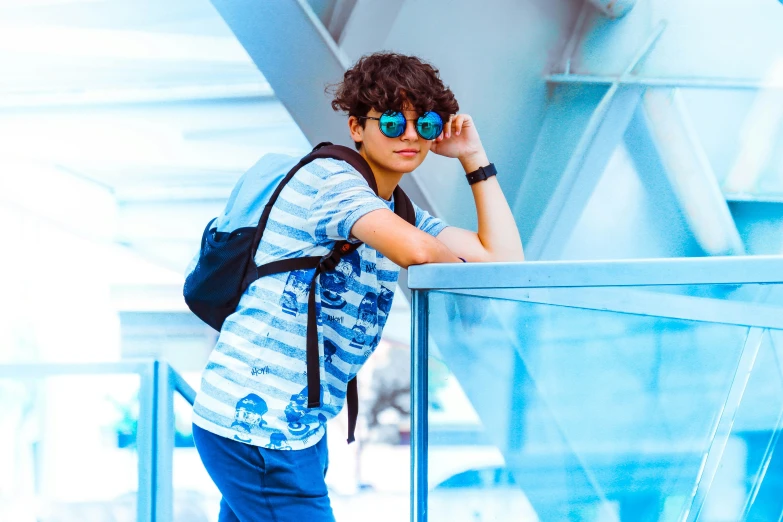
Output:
[192, 157, 447, 450]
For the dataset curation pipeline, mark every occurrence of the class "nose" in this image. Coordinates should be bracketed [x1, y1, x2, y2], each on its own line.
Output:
[401, 118, 418, 141]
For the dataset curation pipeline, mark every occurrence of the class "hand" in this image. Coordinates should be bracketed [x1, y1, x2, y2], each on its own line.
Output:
[429, 114, 488, 171]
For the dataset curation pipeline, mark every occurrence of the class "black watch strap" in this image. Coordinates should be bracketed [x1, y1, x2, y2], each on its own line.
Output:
[465, 163, 497, 185]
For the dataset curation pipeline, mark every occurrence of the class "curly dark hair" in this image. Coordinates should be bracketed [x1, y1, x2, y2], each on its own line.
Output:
[328, 52, 459, 148]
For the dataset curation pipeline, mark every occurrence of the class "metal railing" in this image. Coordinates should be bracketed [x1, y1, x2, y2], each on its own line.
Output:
[0, 359, 195, 522]
[407, 255, 783, 522]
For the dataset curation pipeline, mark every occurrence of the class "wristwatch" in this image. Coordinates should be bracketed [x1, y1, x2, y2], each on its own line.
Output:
[465, 163, 497, 185]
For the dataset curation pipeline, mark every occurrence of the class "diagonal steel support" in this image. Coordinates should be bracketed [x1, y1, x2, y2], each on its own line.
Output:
[636, 89, 746, 255]
[518, 22, 665, 260]
[209, 0, 350, 146]
[522, 85, 644, 260]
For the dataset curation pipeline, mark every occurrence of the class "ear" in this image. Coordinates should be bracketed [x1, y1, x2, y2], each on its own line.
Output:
[348, 116, 364, 146]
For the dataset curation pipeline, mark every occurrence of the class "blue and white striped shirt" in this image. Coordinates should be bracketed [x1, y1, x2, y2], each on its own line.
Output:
[192, 157, 447, 450]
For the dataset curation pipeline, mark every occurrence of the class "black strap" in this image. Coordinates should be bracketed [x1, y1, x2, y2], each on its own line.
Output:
[307, 270, 322, 408]
[392, 184, 415, 224]
[305, 241, 361, 413]
[346, 378, 358, 443]
[245, 256, 320, 289]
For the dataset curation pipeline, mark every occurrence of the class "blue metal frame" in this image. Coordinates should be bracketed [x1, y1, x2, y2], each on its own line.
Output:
[411, 291, 429, 522]
[408, 256, 783, 522]
[0, 359, 195, 522]
[408, 255, 783, 290]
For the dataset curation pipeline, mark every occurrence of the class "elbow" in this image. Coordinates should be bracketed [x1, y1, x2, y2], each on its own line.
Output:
[399, 237, 439, 268]
[401, 247, 432, 269]
[405, 250, 432, 268]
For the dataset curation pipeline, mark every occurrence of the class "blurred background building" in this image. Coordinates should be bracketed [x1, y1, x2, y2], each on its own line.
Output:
[1, 0, 783, 521]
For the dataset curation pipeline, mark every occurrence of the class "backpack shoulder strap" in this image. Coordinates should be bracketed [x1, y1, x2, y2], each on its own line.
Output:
[392, 185, 416, 226]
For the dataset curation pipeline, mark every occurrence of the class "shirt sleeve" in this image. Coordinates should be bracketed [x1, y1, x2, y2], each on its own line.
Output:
[309, 166, 389, 243]
[414, 202, 449, 237]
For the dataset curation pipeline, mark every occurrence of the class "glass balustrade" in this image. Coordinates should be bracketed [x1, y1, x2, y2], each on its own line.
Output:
[409, 257, 783, 522]
[0, 360, 195, 522]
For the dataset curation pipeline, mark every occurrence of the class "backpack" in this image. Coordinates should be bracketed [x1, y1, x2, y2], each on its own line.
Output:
[183, 142, 416, 443]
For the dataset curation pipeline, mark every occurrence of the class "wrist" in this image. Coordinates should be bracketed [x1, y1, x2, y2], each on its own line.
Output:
[459, 150, 489, 173]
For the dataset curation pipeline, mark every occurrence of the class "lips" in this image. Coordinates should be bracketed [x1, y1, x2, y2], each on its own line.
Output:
[395, 149, 419, 157]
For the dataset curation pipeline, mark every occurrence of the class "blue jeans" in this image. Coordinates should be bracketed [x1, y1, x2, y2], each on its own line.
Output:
[192, 424, 335, 522]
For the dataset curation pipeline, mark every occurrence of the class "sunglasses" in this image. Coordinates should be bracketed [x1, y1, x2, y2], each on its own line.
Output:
[359, 111, 444, 140]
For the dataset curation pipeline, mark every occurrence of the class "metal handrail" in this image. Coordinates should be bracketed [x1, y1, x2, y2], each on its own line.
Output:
[407, 255, 783, 290]
[0, 358, 193, 522]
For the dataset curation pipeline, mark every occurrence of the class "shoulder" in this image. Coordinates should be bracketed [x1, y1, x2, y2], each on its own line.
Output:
[304, 157, 363, 180]
[304, 159, 376, 204]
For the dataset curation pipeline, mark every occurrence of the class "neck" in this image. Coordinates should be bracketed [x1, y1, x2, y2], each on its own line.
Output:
[359, 149, 404, 200]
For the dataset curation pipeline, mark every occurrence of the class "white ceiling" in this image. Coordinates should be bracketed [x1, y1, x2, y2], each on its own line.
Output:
[0, 0, 313, 282]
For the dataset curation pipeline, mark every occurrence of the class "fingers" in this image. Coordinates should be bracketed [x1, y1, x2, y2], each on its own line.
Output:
[444, 114, 455, 139]
[455, 114, 466, 136]
[444, 114, 471, 138]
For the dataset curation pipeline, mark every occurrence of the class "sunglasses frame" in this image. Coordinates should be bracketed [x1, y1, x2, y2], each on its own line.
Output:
[358, 110, 444, 141]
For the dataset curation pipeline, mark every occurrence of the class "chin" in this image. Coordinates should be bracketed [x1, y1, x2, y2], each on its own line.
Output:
[391, 155, 425, 171]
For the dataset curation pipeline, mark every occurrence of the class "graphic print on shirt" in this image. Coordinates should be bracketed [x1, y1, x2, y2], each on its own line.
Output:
[231, 393, 269, 441]
[281, 269, 312, 316]
[350, 292, 378, 348]
[324, 338, 338, 363]
[377, 285, 394, 322]
[321, 251, 361, 309]
[266, 431, 292, 450]
[285, 385, 328, 436]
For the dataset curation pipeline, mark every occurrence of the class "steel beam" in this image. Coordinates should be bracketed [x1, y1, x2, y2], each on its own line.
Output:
[638, 89, 745, 255]
[722, 62, 783, 199]
[518, 23, 664, 260]
[511, 82, 607, 251]
[548, 74, 783, 91]
[522, 84, 643, 260]
[209, 0, 350, 147]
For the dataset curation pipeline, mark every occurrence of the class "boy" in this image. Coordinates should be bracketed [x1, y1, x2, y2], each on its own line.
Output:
[191, 52, 524, 521]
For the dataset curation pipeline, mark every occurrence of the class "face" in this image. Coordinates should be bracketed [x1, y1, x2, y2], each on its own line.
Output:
[349, 104, 436, 177]
[284, 275, 309, 298]
[235, 406, 263, 428]
[321, 258, 355, 293]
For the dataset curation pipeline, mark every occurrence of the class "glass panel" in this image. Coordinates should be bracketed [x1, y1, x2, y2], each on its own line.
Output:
[699, 329, 783, 522]
[0, 373, 140, 521]
[423, 283, 783, 522]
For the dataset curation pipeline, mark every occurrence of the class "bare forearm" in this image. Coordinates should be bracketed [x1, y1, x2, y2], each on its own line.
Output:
[411, 235, 464, 267]
[461, 152, 525, 261]
[351, 208, 463, 268]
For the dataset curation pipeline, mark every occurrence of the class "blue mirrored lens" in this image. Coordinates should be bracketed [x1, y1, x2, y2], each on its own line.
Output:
[417, 112, 443, 140]
[379, 111, 406, 138]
